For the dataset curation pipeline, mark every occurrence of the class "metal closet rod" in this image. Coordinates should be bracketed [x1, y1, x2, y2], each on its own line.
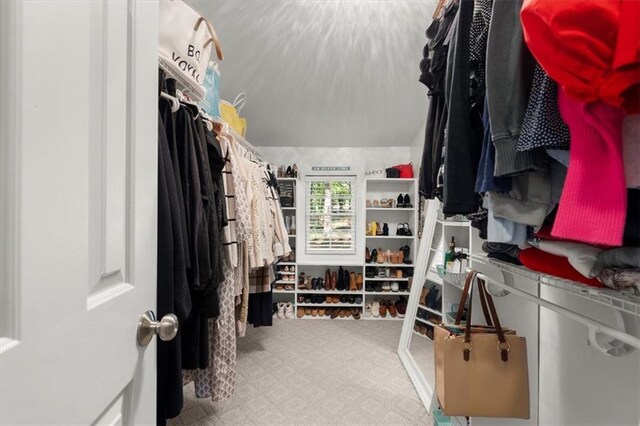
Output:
[470, 269, 640, 349]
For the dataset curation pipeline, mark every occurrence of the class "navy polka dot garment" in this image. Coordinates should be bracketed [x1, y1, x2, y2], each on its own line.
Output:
[517, 63, 570, 152]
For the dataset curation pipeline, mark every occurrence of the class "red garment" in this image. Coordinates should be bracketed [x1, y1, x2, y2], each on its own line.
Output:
[521, 0, 640, 114]
[519, 248, 605, 288]
[552, 88, 627, 246]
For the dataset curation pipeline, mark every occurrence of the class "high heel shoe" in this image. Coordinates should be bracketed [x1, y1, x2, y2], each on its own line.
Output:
[376, 222, 384, 236]
[397, 193, 405, 208]
[371, 249, 378, 263]
[370, 222, 377, 236]
[365, 247, 371, 263]
[286, 166, 292, 177]
[403, 194, 413, 208]
[377, 247, 385, 264]
[382, 223, 389, 236]
[292, 164, 298, 178]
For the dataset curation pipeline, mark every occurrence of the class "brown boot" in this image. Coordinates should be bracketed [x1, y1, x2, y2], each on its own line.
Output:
[420, 286, 429, 306]
[349, 272, 357, 291]
[356, 273, 363, 290]
[324, 268, 331, 290]
[331, 271, 338, 290]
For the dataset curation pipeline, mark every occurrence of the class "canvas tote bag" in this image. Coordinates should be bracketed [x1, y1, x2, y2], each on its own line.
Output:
[435, 271, 530, 419]
[159, 0, 223, 97]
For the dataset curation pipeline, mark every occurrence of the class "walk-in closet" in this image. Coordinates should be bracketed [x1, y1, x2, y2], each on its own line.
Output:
[0, 0, 638, 425]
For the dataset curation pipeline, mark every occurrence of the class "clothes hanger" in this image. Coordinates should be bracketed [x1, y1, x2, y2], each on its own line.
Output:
[160, 91, 180, 113]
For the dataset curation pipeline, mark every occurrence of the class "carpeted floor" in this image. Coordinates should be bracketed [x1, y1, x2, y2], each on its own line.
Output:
[169, 320, 435, 425]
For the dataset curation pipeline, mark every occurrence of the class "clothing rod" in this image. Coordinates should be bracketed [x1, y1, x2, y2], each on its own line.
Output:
[471, 270, 640, 349]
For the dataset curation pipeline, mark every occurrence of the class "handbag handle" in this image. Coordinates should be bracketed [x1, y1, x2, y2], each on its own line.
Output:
[459, 271, 510, 362]
[454, 271, 493, 326]
[232, 92, 247, 113]
[194, 16, 224, 60]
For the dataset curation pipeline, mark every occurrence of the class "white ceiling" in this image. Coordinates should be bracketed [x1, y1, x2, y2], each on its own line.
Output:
[191, 0, 434, 147]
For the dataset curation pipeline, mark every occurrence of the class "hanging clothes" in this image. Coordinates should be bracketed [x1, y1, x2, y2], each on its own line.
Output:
[157, 107, 191, 423]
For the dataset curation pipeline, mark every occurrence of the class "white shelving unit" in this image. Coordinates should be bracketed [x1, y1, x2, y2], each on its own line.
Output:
[273, 177, 417, 320]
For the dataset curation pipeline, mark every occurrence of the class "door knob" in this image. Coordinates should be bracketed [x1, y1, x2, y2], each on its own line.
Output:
[137, 310, 178, 346]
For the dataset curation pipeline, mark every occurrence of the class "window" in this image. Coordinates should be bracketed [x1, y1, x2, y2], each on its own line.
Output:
[305, 176, 356, 254]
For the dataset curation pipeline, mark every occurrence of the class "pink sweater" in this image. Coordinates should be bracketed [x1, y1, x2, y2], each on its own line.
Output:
[553, 88, 627, 246]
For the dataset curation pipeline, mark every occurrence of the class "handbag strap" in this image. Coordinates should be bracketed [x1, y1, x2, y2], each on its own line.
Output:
[478, 278, 510, 362]
[455, 271, 493, 326]
[194, 16, 224, 60]
[232, 92, 247, 112]
[461, 272, 510, 362]
[477, 279, 493, 327]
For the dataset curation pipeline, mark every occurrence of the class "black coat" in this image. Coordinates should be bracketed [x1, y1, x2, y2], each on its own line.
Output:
[157, 111, 191, 424]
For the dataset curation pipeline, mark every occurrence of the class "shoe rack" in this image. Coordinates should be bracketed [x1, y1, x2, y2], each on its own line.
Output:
[272, 177, 298, 319]
[273, 177, 419, 321]
[363, 178, 418, 321]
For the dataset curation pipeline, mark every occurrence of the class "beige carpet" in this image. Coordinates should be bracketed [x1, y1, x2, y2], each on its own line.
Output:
[169, 320, 434, 426]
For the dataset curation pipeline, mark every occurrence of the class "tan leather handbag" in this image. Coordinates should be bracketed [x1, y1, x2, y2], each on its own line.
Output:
[435, 271, 530, 419]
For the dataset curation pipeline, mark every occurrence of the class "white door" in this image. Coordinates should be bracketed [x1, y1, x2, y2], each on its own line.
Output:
[1, 1, 160, 424]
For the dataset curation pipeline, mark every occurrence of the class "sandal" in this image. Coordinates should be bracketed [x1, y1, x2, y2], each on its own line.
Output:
[373, 199, 380, 207]
[380, 198, 390, 208]
[366, 199, 373, 208]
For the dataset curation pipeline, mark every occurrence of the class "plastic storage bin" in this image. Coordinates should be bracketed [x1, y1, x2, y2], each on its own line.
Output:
[432, 409, 453, 426]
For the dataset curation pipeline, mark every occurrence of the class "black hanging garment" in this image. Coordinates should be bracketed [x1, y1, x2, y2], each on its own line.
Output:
[418, 0, 459, 199]
[157, 109, 191, 423]
[442, 0, 483, 215]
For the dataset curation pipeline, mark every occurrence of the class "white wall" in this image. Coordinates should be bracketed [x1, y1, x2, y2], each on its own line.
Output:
[261, 145, 413, 266]
[260, 146, 414, 174]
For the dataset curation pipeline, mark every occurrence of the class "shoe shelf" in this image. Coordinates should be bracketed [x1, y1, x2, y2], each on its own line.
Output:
[278, 271, 296, 275]
[367, 263, 414, 268]
[364, 316, 404, 321]
[366, 207, 415, 211]
[435, 219, 469, 227]
[418, 304, 442, 316]
[272, 289, 296, 294]
[415, 317, 439, 328]
[277, 262, 296, 266]
[282, 207, 296, 210]
[365, 291, 411, 296]
[297, 302, 364, 308]
[274, 280, 296, 285]
[298, 315, 359, 321]
[278, 177, 297, 181]
[365, 178, 417, 183]
[296, 289, 360, 295]
[412, 329, 434, 341]
[366, 235, 414, 239]
[365, 277, 409, 281]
